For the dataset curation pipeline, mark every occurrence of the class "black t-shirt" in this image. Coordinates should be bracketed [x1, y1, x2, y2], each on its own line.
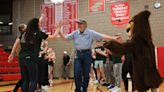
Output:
[111, 55, 122, 64]
[19, 30, 48, 59]
[95, 46, 107, 60]
[63, 55, 70, 66]
[109, 54, 112, 61]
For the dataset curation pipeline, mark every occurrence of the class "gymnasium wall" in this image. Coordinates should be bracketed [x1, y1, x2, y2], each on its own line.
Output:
[0, 0, 164, 78]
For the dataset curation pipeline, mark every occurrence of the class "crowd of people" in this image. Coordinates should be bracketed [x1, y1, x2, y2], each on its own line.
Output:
[90, 35, 131, 92]
[8, 10, 162, 92]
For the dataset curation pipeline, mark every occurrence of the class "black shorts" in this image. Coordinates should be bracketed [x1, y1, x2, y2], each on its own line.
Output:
[48, 61, 54, 66]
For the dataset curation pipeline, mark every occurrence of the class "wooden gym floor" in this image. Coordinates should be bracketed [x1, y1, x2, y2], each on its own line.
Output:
[0, 79, 164, 92]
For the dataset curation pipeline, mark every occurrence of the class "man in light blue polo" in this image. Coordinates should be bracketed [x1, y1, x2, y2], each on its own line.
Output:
[59, 19, 117, 92]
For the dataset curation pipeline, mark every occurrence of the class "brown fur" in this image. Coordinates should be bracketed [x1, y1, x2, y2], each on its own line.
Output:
[104, 10, 162, 91]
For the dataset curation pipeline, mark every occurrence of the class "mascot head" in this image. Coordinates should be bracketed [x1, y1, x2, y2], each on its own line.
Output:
[131, 10, 152, 42]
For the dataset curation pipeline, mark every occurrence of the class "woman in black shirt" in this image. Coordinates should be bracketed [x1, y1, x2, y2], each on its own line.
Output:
[8, 17, 62, 92]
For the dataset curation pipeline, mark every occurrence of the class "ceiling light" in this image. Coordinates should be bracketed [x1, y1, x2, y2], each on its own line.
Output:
[51, 0, 64, 4]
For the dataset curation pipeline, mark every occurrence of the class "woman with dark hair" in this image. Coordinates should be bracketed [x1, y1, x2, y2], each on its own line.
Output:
[8, 17, 62, 92]
[104, 10, 162, 92]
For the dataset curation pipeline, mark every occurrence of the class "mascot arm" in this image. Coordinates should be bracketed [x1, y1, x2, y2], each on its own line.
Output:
[104, 40, 136, 55]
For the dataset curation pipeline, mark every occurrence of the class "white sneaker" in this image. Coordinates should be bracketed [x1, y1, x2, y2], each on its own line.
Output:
[115, 88, 121, 92]
[49, 80, 53, 86]
[41, 85, 49, 91]
[93, 80, 99, 84]
[110, 86, 121, 92]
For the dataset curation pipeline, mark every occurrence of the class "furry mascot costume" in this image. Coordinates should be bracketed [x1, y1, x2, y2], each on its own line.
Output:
[104, 10, 162, 92]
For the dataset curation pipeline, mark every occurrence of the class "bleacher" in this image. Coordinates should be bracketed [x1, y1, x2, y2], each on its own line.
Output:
[0, 47, 21, 82]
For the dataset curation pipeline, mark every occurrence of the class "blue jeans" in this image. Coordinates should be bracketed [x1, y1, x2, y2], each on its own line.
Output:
[74, 51, 92, 92]
[19, 57, 38, 92]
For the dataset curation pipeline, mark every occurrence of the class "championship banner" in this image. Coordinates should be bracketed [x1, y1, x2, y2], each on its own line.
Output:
[110, 2, 130, 27]
[41, 0, 78, 35]
[63, 0, 78, 34]
[106, 0, 125, 3]
[41, 4, 55, 34]
[89, 0, 105, 13]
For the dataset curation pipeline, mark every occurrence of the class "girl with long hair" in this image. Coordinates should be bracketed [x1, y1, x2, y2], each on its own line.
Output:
[8, 17, 62, 92]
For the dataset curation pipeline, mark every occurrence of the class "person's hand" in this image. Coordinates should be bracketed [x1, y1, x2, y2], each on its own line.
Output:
[104, 48, 112, 55]
[53, 60, 56, 63]
[8, 54, 14, 63]
[121, 55, 125, 62]
[92, 55, 96, 59]
[67, 60, 72, 66]
[44, 56, 48, 60]
[59, 20, 63, 28]
[112, 36, 119, 40]
[112, 36, 122, 43]
[56, 20, 63, 29]
[66, 63, 70, 66]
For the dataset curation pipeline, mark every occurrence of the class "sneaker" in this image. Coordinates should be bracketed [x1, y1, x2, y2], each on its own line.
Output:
[41, 85, 49, 90]
[49, 80, 54, 87]
[107, 84, 114, 89]
[114, 88, 121, 92]
[93, 80, 99, 84]
[110, 86, 121, 92]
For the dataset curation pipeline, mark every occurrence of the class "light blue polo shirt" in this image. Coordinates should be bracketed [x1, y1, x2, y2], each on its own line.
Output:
[65, 28, 103, 50]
